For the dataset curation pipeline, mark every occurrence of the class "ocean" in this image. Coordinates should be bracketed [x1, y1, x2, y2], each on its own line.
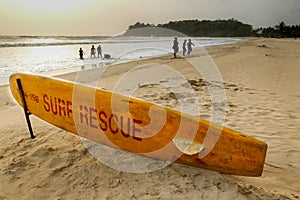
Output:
[0, 36, 240, 85]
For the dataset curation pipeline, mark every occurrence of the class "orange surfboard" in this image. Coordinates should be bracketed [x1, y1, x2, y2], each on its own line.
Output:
[10, 73, 267, 176]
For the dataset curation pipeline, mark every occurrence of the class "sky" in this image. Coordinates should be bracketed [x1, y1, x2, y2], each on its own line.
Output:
[0, 0, 299, 36]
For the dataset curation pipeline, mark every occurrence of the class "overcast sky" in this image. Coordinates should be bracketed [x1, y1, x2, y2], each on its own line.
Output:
[0, 0, 299, 36]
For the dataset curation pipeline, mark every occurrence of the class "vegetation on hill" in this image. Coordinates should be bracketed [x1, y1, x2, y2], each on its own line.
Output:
[255, 21, 300, 38]
[125, 19, 300, 38]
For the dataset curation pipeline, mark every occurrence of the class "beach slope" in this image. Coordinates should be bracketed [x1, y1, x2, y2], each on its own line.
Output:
[0, 38, 299, 199]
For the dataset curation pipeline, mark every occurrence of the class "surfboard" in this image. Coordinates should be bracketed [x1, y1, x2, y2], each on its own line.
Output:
[9, 73, 267, 176]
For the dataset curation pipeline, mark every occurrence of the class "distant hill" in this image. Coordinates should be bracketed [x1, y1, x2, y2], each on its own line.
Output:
[123, 19, 300, 38]
[123, 19, 254, 37]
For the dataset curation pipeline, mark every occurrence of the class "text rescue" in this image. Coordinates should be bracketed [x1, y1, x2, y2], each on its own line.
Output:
[43, 94, 143, 141]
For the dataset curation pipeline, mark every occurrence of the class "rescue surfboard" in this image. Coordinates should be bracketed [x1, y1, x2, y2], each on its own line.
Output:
[9, 73, 267, 176]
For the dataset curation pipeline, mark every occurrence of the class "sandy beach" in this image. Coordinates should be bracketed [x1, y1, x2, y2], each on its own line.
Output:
[0, 38, 299, 199]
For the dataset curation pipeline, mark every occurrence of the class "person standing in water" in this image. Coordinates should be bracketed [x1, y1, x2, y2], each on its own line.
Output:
[172, 37, 179, 58]
[79, 48, 85, 59]
[91, 45, 96, 58]
[187, 39, 194, 56]
[182, 39, 187, 56]
[97, 44, 102, 58]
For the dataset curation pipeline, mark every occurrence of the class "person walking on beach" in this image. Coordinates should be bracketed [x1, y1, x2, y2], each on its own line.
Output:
[79, 48, 85, 59]
[97, 44, 102, 58]
[172, 37, 179, 58]
[187, 39, 194, 56]
[182, 39, 187, 56]
[91, 45, 96, 58]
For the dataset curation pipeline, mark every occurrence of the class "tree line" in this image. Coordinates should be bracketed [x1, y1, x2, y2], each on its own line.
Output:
[255, 21, 300, 38]
[126, 19, 300, 38]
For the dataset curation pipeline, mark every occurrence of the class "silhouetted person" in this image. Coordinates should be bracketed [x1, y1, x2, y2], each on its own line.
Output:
[79, 48, 85, 59]
[182, 39, 187, 56]
[91, 45, 96, 58]
[97, 44, 102, 58]
[172, 37, 179, 58]
[187, 39, 194, 56]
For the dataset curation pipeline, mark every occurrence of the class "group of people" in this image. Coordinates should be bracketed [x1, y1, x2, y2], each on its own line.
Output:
[172, 37, 194, 58]
[79, 37, 194, 60]
[79, 44, 102, 60]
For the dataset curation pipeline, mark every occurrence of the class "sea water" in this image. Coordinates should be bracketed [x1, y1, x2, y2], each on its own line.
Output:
[0, 36, 240, 85]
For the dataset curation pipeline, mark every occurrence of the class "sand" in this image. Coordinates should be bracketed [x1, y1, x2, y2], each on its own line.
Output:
[0, 38, 299, 199]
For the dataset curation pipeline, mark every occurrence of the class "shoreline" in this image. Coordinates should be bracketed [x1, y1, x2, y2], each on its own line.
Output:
[1, 38, 299, 199]
[0, 37, 242, 87]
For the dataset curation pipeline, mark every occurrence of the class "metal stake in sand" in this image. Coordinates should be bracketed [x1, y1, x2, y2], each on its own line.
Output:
[16, 78, 35, 139]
